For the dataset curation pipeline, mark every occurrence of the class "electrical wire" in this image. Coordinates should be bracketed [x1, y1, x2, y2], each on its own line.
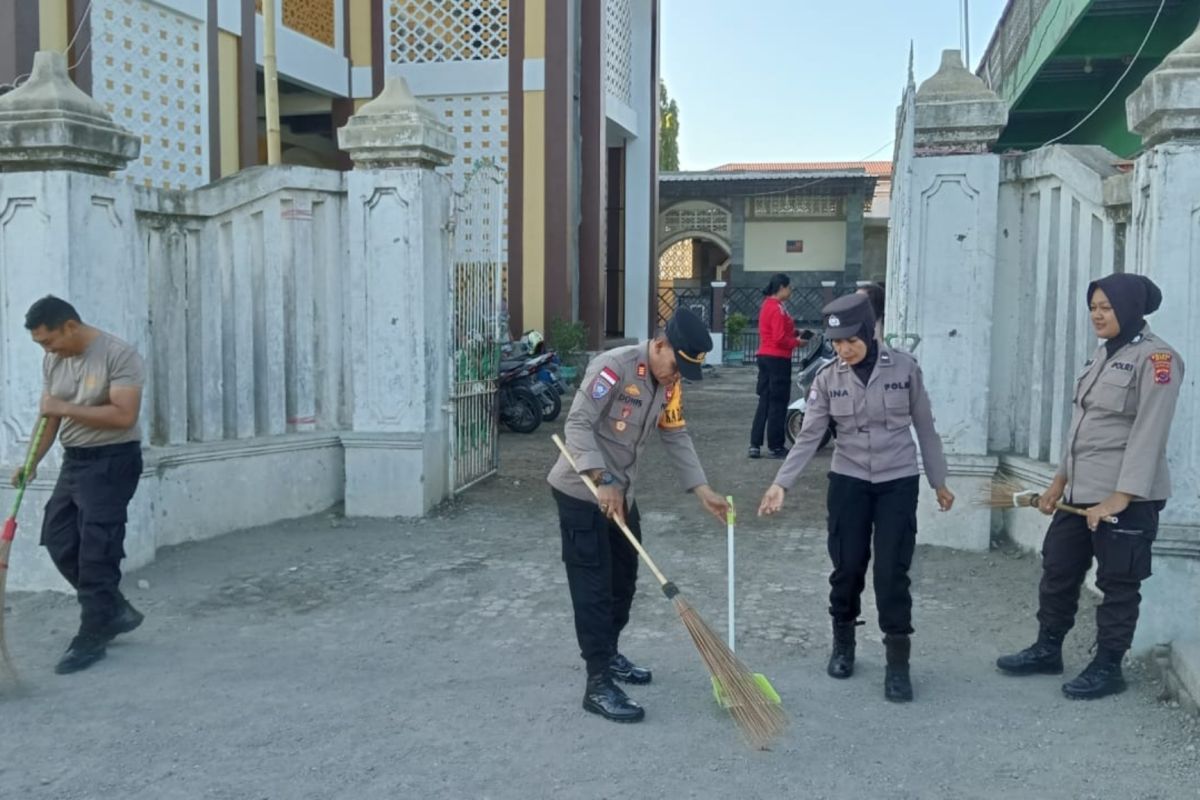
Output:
[1039, 0, 1167, 148]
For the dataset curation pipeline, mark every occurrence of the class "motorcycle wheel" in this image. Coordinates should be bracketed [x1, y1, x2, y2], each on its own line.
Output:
[541, 385, 562, 422]
[504, 385, 542, 434]
[785, 410, 804, 446]
[785, 410, 834, 451]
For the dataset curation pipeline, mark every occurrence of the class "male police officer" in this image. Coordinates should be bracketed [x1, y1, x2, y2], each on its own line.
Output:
[11, 296, 146, 674]
[548, 310, 729, 722]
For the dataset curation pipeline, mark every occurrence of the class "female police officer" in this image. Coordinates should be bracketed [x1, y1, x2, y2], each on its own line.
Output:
[996, 273, 1183, 700]
[758, 293, 954, 702]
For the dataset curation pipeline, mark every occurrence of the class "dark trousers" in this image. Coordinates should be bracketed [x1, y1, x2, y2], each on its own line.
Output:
[40, 442, 142, 635]
[1037, 500, 1161, 653]
[826, 473, 919, 635]
[751, 355, 792, 451]
[553, 489, 641, 677]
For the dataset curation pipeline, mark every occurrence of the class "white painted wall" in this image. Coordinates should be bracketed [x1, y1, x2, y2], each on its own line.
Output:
[0, 161, 453, 592]
[887, 77, 1200, 650]
[743, 221, 847, 272]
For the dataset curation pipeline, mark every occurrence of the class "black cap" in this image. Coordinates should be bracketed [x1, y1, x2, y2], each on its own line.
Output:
[822, 293, 875, 341]
[665, 309, 713, 381]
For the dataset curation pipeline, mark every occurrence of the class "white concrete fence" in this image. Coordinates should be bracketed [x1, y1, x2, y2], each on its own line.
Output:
[0, 52, 456, 591]
[887, 36, 1200, 662]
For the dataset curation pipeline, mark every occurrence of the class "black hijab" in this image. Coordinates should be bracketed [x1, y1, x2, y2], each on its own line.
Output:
[1087, 273, 1162, 359]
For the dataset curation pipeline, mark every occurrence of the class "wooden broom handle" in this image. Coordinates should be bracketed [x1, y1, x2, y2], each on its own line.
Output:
[1026, 494, 1118, 524]
[551, 434, 672, 588]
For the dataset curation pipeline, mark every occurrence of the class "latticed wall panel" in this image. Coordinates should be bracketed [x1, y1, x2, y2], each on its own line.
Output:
[93, 0, 209, 190]
[604, 0, 633, 105]
[658, 239, 694, 281]
[428, 94, 509, 266]
[255, 0, 336, 46]
[387, 0, 508, 64]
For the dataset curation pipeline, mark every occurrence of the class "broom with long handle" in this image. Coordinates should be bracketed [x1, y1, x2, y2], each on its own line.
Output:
[551, 434, 787, 750]
[976, 477, 1119, 524]
[1, 416, 49, 687]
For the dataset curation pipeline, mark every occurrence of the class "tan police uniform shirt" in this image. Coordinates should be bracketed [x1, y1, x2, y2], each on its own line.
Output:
[1058, 325, 1183, 505]
[547, 343, 708, 505]
[773, 346, 948, 490]
[43, 331, 145, 448]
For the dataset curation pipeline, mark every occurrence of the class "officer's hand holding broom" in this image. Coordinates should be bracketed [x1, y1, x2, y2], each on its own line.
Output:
[1038, 474, 1067, 515]
[694, 484, 730, 523]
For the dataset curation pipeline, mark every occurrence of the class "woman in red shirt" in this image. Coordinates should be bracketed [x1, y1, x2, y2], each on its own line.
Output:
[750, 274, 807, 458]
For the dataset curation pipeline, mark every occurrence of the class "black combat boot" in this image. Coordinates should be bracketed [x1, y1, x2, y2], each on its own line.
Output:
[827, 620, 856, 679]
[1062, 648, 1127, 700]
[996, 627, 1065, 675]
[582, 672, 645, 722]
[883, 634, 913, 702]
[610, 653, 652, 685]
[100, 596, 145, 643]
[54, 634, 107, 675]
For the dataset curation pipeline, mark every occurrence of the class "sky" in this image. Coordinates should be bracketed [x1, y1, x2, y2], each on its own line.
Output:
[660, 0, 1010, 169]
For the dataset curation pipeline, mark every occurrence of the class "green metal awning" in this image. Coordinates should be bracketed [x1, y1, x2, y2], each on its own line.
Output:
[977, 0, 1200, 156]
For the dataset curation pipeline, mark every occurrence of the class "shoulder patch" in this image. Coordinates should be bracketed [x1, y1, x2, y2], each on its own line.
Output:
[658, 381, 686, 430]
[1150, 352, 1173, 384]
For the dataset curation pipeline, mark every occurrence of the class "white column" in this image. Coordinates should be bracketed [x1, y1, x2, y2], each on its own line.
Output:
[1125, 24, 1200, 651]
[338, 77, 456, 517]
[888, 50, 1007, 551]
[623, 0, 654, 338]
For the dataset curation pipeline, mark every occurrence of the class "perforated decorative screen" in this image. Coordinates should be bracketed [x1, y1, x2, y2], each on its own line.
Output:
[92, 0, 209, 190]
[387, 0, 509, 64]
[604, 0, 633, 105]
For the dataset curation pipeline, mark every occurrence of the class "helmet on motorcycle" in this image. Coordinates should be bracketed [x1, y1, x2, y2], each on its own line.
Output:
[522, 329, 545, 354]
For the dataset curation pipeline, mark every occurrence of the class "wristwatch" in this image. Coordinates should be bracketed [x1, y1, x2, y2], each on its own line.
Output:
[597, 471, 617, 486]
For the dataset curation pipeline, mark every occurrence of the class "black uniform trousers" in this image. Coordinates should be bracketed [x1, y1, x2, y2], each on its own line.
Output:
[751, 355, 792, 451]
[1037, 500, 1161, 653]
[40, 442, 143, 635]
[826, 473, 920, 635]
[553, 488, 642, 677]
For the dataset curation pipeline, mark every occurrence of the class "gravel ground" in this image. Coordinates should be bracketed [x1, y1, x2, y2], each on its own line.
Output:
[2, 367, 1198, 799]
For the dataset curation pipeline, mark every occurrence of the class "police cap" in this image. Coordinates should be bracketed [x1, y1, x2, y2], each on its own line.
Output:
[822, 292, 875, 341]
[665, 308, 713, 381]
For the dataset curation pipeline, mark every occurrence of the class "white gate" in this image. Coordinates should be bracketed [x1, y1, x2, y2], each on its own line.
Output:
[449, 158, 506, 494]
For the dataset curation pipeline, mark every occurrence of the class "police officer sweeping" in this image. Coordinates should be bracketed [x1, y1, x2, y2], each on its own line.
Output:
[548, 309, 730, 723]
[996, 274, 1183, 699]
[11, 296, 146, 674]
[758, 293, 954, 702]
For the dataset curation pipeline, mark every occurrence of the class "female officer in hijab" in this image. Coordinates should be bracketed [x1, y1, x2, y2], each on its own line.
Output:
[758, 293, 954, 702]
[996, 273, 1184, 700]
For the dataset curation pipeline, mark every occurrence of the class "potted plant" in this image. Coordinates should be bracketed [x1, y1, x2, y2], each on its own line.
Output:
[548, 317, 589, 385]
[723, 311, 749, 364]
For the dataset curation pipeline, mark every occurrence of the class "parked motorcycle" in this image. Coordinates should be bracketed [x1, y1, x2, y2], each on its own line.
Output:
[498, 358, 544, 433]
[502, 331, 567, 422]
[785, 332, 837, 449]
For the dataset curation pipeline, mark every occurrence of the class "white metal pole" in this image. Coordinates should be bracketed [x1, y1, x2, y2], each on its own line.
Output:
[727, 497, 735, 652]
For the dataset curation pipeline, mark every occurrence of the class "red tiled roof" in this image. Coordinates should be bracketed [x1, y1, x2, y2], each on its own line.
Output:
[711, 160, 893, 177]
